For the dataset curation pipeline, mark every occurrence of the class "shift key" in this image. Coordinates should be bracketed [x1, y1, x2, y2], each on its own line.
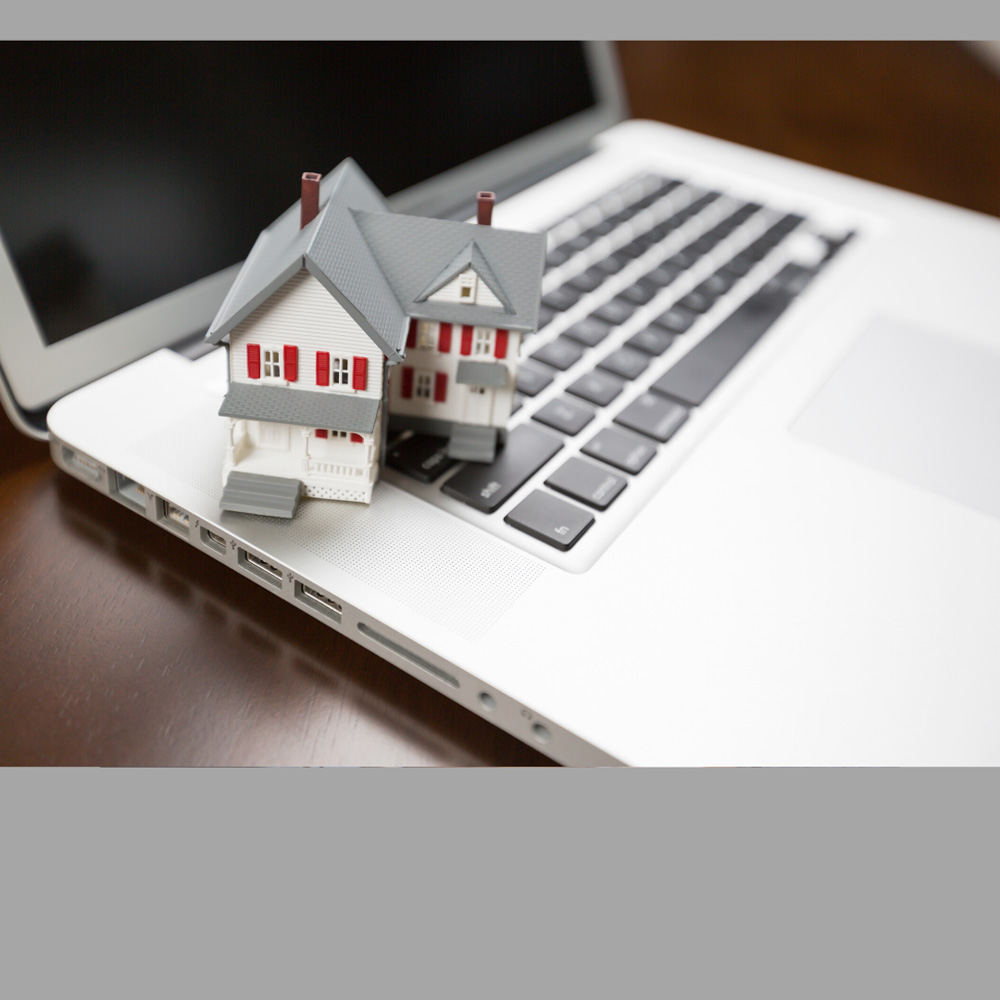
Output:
[442, 425, 563, 513]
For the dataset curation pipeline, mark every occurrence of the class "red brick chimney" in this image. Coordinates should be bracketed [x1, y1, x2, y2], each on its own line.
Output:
[300, 173, 321, 229]
[477, 191, 495, 226]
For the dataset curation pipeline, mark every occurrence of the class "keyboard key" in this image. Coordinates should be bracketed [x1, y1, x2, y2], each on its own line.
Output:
[386, 433, 458, 484]
[442, 425, 563, 513]
[515, 365, 555, 397]
[640, 263, 680, 288]
[626, 327, 675, 356]
[562, 315, 612, 348]
[504, 490, 595, 551]
[598, 346, 650, 380]
[700, 271, 738, 296]
[546, 247, 571, 269]
[676, 289, 717, 313]
[650, 282, 795, 406]
[593, 298, 637, 326]
[568, 268, 605, 294]
[582, 427, 657, 475]
[619, 281, 659, 306]
[531, 336, 587, 371]
[593, 253, 628, 276]
[651, 306, 698, 334]
[545, 457, 627, 511]
[614, 393, 689, 442]
[617, 240, 649, 260]
[542, 286, 581, 312]
[566, 368, 626, 407]
[565, 233, 593, 252]
[532, 397, 595, 436]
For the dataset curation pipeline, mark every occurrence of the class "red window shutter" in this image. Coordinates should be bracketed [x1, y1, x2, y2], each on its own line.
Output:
[352, 356, 368, 391]
[246, 344, 261, 379]
[494, 329, 509, 359]
[406, 319, 417, 349]
[400, 366, 414, 399]
[350, 433, 364, 443]
[460, 325, 473, 355]
[316, 351, 330, 386]
[438, 323, 452, 353]
[314, 429, 328, 438]
[283, 345, 298, 381]
[434, 371, 448, 403]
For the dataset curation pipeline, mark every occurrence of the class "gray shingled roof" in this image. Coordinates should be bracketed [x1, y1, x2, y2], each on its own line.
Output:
[352, 211, 545, 332]
[219, 383, 382, 433]
[205, 160, 408, 362]
[415, 241, 514, 312]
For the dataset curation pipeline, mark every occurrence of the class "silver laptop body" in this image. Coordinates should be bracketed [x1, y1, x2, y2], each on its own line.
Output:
[4, 43, 999, 765]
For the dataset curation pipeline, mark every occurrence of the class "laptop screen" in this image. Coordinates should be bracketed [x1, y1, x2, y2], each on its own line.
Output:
[1, 42, 597, 347]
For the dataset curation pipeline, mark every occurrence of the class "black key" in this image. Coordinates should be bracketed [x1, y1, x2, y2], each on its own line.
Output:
[593, 253, 627, 276]
[386, 433, 458, 484]
[721, 256, 755, 278]
[515, 365, 555, 397]
[531, 336, 587, 371]
[593, 298, 637, 326]
[677, 289, 717, 314]
[546, 247, 571, 268]
[565, 233, 593, 253]
[567, 368, 626, 407]
[598, 346, 650, 380]
[536, 304, 557, 329]
[617, 240, 648, 260]
[532, 397, 595, 436]
[642, 263, 681, 288]
[650, 282, 796, 407]
[626, 327, 675, 356]
[590, 219, 617, 237]
[545, 458, 627, 511]
[619, 281, 659, 306]
[442, 425, 563, 513]
[568, 268, 605, 294]
[667, 248, 700, 270]
[651, 306, 698, 334]
[562, 315, 612, 348]
[504, 490, 595, 551]
[700, 271, 738, 296]
[542, 286, 581, 312]
[511, 395, 524, 415]
[760, 263, 815, 297]
[614, 394, 689, 442]
[582, 427, 657, 475]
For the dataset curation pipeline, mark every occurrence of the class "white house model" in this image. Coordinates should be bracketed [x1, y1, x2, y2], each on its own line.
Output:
[204, 159, 545, 518]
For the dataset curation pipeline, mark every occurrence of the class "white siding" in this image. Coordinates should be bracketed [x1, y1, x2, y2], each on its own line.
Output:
[229, 269, 385, 398]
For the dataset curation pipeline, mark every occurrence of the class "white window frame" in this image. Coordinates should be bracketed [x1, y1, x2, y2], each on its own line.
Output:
[263, 348, 282, 379]
[414, 371, 434, 400]
[473, 327, 493, 355]
[331, 356, 351, 385]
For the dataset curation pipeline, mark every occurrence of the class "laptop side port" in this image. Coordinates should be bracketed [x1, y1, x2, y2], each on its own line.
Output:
[110, 471, 148, 514]
[156, 498, 191, 537]
[294, 581, 343, 623]
[200, 527, 228, 555]
[357, 623, 459, 689]
[61, 446, 102, 482]
[238, 547, 284, 588]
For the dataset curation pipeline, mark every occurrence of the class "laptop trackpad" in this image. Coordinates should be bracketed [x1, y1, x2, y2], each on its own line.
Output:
[792, 317, 1000, 520]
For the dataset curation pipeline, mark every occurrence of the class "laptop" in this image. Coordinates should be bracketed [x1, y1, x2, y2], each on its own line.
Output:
[3, 42, 999, 765]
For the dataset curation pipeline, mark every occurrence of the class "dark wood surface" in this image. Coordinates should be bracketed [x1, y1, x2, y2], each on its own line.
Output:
[2, 43, 997, 766]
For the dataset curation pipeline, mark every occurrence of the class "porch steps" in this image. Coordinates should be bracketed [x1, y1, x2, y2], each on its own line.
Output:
[220, 471, 302, 519]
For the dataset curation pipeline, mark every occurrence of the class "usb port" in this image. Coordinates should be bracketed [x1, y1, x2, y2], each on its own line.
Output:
[156, 497, 190, 537]
[62, 446, 102, 481]
[111, 471, 147, 513]
[201, 527, 227, 554]
[239, 548, 283, 588]
[294, 581, 343, 622]
[166, 504, 189, 528]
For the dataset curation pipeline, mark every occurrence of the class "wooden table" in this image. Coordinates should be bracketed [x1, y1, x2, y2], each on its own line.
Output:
[3, 43, 997, 765]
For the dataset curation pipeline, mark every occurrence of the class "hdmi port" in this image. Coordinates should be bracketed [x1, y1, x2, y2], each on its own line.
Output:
[238, 548, 283, 588]
[294, 581, 343, 622]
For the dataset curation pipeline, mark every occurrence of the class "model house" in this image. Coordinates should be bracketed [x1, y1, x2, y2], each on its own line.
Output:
[205, 159, 544, 517]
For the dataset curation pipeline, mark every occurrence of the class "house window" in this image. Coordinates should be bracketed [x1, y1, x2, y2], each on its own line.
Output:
[263, 349, 281, 379]
[460, 272, 476, 300]
[318, 429, 350, 439]
[414, 371, 434, 399]
[473, 328, 493, 355]
[331, 357, 350, 385]
[418, 322, 437, 349]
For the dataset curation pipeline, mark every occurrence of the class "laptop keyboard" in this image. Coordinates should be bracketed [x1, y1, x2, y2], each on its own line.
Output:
[387, 172, 849, 561]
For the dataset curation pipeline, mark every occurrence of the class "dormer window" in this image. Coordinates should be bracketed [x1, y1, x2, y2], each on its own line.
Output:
[459, 271, 477, 301]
